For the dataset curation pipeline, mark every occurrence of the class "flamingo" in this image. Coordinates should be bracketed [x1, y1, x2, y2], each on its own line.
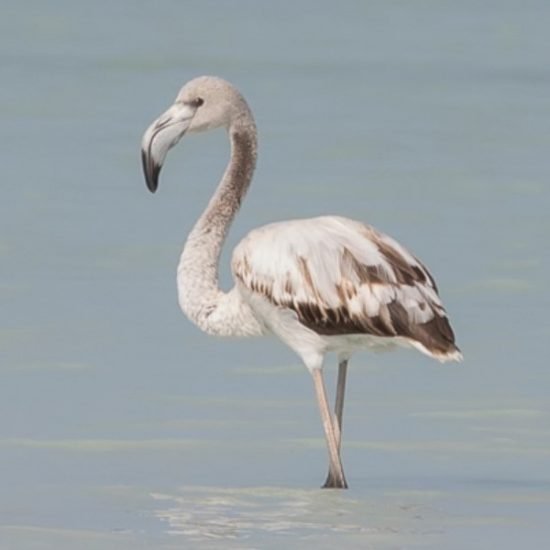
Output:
[141, 76, 462, 489]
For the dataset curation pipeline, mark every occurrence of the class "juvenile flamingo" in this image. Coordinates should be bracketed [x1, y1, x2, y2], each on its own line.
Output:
[141, 76, 462, 488]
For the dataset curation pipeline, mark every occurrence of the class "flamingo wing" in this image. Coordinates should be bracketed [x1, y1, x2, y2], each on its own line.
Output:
[232, 216, 460, 360]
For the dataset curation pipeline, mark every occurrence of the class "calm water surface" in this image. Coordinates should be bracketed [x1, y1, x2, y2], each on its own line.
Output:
[1, 1, 549, 548]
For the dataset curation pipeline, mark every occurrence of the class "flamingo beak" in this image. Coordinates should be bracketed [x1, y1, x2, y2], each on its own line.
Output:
[141, 102, 196, 193]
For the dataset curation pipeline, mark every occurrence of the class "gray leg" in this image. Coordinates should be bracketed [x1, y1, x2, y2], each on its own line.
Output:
[322, 359, 349, 488]
[334, 358, 348, 443]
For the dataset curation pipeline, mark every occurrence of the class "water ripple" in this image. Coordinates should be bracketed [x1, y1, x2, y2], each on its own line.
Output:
[152, 486, 441, 547]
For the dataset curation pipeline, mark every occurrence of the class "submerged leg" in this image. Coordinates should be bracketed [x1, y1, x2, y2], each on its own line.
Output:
[311, 368, 348, 489]
[322, 358, 349, 488]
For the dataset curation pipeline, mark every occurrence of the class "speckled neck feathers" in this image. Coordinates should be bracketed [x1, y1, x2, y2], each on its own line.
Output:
[199, 124, 257, 236]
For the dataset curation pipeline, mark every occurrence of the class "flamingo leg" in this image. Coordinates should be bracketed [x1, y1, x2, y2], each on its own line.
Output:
[311, 368, 348, 489]
[322, 359, 349, 488]
[334, 358, 348, 445]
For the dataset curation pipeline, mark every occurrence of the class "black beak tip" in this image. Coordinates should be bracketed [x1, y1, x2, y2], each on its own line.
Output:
[146, 170, 159, 193]
[141, 149, 160, 193]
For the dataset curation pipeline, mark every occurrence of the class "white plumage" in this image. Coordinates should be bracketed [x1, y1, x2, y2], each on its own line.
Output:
[141, 76, 461, 489]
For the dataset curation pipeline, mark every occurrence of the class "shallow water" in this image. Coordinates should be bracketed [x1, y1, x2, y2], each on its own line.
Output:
[1, 0, 550, 548]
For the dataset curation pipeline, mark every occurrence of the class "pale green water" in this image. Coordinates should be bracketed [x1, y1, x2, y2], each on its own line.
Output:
[1, 1, 550, 548]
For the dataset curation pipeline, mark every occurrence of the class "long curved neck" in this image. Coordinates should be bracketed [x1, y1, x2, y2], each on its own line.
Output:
[177, 116, 262, 336]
